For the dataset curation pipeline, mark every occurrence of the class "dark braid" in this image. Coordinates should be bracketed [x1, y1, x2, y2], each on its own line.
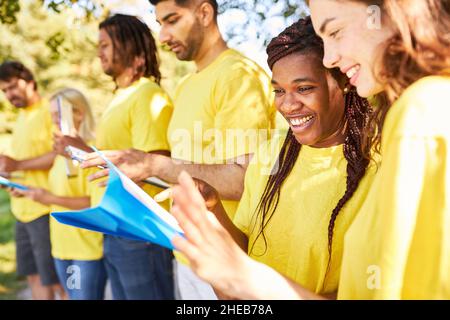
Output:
[250, 17, 373, 285]
[323, 87, 371, 284]
[248, 130, 300, 253]
[99, 14, 161, 84]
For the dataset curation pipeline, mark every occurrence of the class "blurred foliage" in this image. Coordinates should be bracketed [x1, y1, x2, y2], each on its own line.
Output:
[220, 0, 308, 46]
[0, 0, 306, 133]
[1, 0, 307, 45]
[0, 0, 20, 24]
[0, 186, 25, 300]
[0, 0, 193, 134]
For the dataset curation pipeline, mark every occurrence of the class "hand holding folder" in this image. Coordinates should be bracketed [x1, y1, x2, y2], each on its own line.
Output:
[68, 146, 171, 189]
[51, 148, 183, 250]
[0, 176, 28, 190]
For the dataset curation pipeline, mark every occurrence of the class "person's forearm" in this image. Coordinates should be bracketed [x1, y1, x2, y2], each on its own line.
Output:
[47, 194, 90, 210]
[154, 156, 248, 200]
[16, 152, 56, 171]
[237, 258, 328, 300]
[211, 201, 248, 251]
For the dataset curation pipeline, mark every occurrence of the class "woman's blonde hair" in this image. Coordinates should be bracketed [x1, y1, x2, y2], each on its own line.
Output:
[50, 88, 96, 142]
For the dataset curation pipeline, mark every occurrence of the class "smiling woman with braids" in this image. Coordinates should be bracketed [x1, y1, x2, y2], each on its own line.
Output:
[172, 0, 450, 299]
[164, 16, 378, 298]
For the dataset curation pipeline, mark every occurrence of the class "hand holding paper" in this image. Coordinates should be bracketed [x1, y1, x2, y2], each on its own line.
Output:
[0, 176, 28, 190]
[52, 148, 182, 250]
[71, 147, 170, 189]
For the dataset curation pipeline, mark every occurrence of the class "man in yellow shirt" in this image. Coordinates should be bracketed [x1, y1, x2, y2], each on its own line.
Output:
[0, 61, 64, 300]
[83, 0, 275, 299]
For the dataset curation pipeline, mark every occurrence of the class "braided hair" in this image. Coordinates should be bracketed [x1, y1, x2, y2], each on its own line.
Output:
[251, 17, 372, 282]
[99, 14, 161, 84]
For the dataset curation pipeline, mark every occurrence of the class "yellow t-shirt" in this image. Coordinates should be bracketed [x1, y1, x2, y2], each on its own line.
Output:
[338, 76, 450, 299]
[167, 49, 276, 219]
[9, 99, 53, 222]
[49, 156, 103, 260]
[91, 77, 173, 206]
[233, 133, 377, 294]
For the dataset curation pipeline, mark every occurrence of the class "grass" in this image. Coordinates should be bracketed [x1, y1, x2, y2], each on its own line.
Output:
[0, 189, 26, 299]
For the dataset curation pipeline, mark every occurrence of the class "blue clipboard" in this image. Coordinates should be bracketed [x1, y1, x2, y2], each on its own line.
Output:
[51, 148, 183, 250]
[0, 176, 28, 190]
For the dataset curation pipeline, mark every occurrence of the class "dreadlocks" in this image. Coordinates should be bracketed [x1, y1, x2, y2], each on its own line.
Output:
[99, 14, 161, 84]
[251, 16, 372, 280]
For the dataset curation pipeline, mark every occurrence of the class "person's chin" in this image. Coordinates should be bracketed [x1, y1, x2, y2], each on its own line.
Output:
[293, 133, 315, 146]
[355, 75, 384, 98]
[103, 68, 114, 76]
[176, 52, 191, 61]
[11, 100, 26, 108]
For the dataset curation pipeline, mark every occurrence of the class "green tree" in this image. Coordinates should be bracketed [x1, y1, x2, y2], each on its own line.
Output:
[0, 0, 193, 133]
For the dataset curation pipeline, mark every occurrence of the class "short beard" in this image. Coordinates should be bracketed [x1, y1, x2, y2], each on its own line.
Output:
[103, 58, 125, 80]
[177, 19, 204, 61]
[10, 97, 27, 108]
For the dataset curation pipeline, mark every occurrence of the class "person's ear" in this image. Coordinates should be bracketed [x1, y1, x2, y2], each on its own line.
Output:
[25, 80, 37, 98]
[133, 56, 146, 73]
[196, 2, 215, 27]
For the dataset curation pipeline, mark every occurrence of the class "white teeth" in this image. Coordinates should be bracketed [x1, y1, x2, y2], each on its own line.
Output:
[289, 115, 314, 126]
[346, 65, 360, 79]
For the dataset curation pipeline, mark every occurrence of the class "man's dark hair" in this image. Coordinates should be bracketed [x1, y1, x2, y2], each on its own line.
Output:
[149, 0, 218, 19]
[99, 14, 161, 84]
[0, 61, 37, 89]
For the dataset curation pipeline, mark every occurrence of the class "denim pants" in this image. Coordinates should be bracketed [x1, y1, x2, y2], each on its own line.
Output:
[54, 258, 107, 300]
[103, 235, 175, 300]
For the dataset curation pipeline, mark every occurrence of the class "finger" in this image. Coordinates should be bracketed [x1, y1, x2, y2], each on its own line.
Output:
[88, 169, 109, 182]
[176, 172, 211, 222]
[98, 180, 108, 187]
[82, 149, 118, 161]
[178, 171, 208, 212]
[172, 186, 211, 238]
[172, 184, 204, 217]
[171, 204, 205, 246]
[80, 155, 107, 169]
[171, 235, 201, 261]
[154, 188, 173, 203]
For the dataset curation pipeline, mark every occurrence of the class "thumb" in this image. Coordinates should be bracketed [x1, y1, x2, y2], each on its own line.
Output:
[154, 188, 173, 203]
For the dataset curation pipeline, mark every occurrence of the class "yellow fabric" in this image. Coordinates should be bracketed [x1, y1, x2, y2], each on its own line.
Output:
[338, 76, 450, 299]
[275, 111, 289, 131]
[91, 77, 173, 207]
[167, 49, 276, 219]
[233, 133, 377, 294]
[49, 156, 103, 260]
[9, 100, 53, 222]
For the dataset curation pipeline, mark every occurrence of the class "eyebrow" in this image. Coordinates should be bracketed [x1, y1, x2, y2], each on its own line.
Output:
[319, 17, 337, 34]
[157, 12, 178, 24]
[271, 77, 315, 85]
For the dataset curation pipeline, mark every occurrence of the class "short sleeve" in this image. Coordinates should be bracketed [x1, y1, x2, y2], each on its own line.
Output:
[213, 68, 275, 161]
[130, 86, 173, 152]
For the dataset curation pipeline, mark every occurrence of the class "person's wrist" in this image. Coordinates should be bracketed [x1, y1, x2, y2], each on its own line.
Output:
[226, 250, 258, 299]
[44, 193, 57, 205]
[14, 159, 22, 171]
[149, 153, 168, 179]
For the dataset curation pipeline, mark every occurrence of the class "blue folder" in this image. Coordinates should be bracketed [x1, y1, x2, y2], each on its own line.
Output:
[51, 149, 183, 250]
[0, 176, 29, 190]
